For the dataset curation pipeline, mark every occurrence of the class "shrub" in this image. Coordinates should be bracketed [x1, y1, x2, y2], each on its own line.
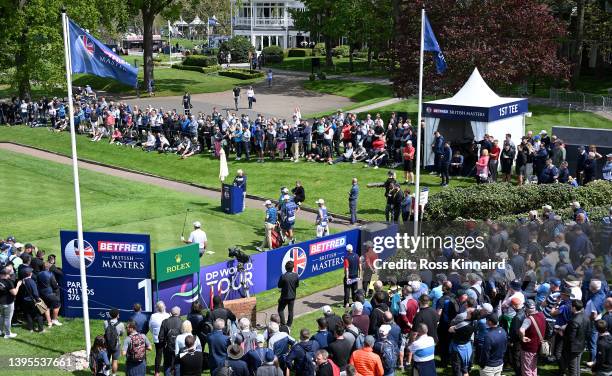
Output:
[424, 180, 612, 221]
[218, 69, 264, 80]
[317, 71, 327, 80]
[353, 51, 368, 59]
[218, 36, 255, 63]
[288, 48, 310, 58]
[182, 55, 219, 67]
[314, 43, 326, 56]
[309, 73, 316, 81]
[171, 64, 221, 74]
[332, 45, 350, 57]
[262, 45, 284, 64]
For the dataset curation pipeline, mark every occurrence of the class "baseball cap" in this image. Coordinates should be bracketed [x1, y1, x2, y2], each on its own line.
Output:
[282, 195, 290, 201]
[540, 130, 547, 134]
[316, 198, 325, 204]
[346, 244, 353, 252]
[13, 243, 23, 249]
[321, 305, 332, 314]
[25, 243, 33, 249]
[549, 278, 561, 287]
[193, 221, 201, 228]
[379, 325, 391, 336]
[6, 236, 15, 242]
[264, 200, 272, 206]
[256, 334, 265, 343]
[481, 303, 493, 314]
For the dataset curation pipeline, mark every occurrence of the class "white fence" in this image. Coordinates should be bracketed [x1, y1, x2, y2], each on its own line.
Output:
[549, 88, 612, 113]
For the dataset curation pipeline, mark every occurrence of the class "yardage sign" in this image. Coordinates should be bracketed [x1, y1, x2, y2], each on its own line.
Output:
[60, 231, 152, 318]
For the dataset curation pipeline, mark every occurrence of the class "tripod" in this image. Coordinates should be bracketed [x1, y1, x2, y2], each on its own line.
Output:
[224, 262, 250, 300]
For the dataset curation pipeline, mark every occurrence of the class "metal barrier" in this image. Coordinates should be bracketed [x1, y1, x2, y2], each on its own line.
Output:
[549, 88, 612, 113]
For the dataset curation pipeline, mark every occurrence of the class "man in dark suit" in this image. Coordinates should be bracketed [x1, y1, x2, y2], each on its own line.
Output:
[563, 299, 590, 376]
[278, 261, 299, 327]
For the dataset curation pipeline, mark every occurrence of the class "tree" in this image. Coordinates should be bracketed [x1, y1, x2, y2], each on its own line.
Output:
[0, 0, 109, 98]
[127, 0, 182, 93]
[393, 0, 569, 97]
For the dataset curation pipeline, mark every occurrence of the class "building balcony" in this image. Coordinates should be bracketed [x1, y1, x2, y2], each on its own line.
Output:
[233, 17, 294, 28]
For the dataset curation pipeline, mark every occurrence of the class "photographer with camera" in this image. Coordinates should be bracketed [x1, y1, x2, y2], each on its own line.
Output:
[277, 261, 299, 328]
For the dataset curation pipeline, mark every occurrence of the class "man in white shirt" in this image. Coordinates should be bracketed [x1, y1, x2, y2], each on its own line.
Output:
[182, 221, 208, 257]
[407, 323, 436, 375]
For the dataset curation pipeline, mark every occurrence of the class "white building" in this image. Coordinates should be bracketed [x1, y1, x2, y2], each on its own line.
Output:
[231, 0, 310, 52]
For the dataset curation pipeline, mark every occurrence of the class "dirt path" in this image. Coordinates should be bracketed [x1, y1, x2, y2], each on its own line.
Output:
[0, 142, 354, 230]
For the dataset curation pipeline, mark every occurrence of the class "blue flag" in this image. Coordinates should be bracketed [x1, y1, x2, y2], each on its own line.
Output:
[68, 19, 138, 87]
[423, 15, 447, 74]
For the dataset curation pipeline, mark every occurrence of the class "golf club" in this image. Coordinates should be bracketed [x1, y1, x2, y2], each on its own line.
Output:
[181, 208, 191, 238]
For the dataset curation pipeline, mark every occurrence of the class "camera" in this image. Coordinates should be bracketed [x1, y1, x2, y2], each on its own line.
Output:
[228, 247, 251, 264]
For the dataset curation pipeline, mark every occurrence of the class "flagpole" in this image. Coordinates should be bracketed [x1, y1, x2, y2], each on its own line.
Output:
[61, 9, 92, 356]
[168, 20, 172, 66]
[413, 8, 425, 235]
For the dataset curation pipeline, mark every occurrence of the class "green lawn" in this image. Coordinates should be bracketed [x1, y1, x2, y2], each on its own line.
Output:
[303, 80, 394, 118]
[0, 127, 474, 221]
[267, 56, 390, 77]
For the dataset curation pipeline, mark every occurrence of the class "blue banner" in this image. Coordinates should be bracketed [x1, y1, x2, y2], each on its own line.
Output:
[423, 99, 528, 122]
[423, 14, 447, 74]
[68, 19, 138, 87]
[60, 231, 152, 318]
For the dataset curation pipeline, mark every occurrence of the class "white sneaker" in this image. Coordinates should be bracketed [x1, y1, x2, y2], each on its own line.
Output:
[52, 320, 63, 326]
[4, 333, 17, 338]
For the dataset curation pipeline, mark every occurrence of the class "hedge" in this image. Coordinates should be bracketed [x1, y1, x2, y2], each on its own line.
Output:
[171, 64, 221, 74]
[262, 45, 284, 63]
[332, 45, 350, 57]
[218, 69, 264, 80]
[424, 180, 612, 221]
[496, 205, 611, 224]
[314, 43, 326, 56]
[182, 55, 218, 67]
[287, 48, 310, 57]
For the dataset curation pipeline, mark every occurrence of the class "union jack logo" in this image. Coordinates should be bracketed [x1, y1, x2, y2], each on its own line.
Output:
[282, 247, 307, 277]
[64, 239, 95, 269]
[79, 35, 95, 55]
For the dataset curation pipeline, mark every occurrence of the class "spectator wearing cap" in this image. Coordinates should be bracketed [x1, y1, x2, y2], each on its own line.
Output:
[507, 297, 525, 376]
[562, 300, 589, 376]
[182, 221, 208, 257]
[587, 280, 607, 363]
[474, 303, 494, 362]
[373, 325, 398, 376]
[259, 200, 278, 251]
[257, 350, 283, 376]
[501, 280, 525, 327]
[592, 319, 612, 376]
[343, 244, 361, 308]
[226, 343, 250, 376]
[277, 260, 299, 327]
[315, 199, 330, 238]
[246, 334, 274, 376]
[379, 311, 401, 349]
[519, 300, 547, 376]
[350, 335, 384, 376]
[478, 314, 507, 376]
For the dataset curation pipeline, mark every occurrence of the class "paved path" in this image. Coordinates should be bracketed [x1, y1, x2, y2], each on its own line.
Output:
[118, 71, 354, 119]
[349, 97, 404, 114]
[256, 284, 344, 322]
[268, 68, 392, 85]
[0, 142, 353, 230]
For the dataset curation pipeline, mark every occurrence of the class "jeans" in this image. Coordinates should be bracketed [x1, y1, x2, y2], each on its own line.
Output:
[234, 97, 239, 111]
[248, 97, 253, 109]
[23, 300, 44, 331]
[278, 298, 295, 327]
[154, 342, 164, 373]
[590, 327, 599, 362]
[235, 141, 243, 158]
[440, 163, 450, 184]
[0, 303, 14, 335]
[243, 141, 250, 160]
[563, 351, 582, 376]
[489, 159, 499, 182]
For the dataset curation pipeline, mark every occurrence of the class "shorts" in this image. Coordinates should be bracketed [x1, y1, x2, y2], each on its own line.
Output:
[403, 159, 414, 172]
[399, 333, 410, 353]
[516, 165, 526, 177]
[42, 294, 60, 309]
[110, 347, 121, 361]
[281, 221, 295, 231]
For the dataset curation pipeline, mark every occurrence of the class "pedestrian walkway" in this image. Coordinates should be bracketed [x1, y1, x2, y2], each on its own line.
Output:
[256, 284, 344, 323]
[270, 68, 391, 85]
[348, 97, 403, 114]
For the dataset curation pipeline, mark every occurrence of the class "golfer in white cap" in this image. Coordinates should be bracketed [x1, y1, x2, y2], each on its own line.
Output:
[182, 220, 208, 257]
[258, 200, 278, 251]
[315, 199, 329, 238]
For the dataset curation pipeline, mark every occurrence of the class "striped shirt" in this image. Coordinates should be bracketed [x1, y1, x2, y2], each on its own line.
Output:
[408, 335, 435, 362]
[543, 291, 560, 322]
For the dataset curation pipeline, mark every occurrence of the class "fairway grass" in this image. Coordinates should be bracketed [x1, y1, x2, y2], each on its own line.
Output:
[0, 127, 474, 222]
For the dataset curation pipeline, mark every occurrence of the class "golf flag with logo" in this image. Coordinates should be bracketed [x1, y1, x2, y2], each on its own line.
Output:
[68, 19, 138, 87]
[423, 15, 447, 74]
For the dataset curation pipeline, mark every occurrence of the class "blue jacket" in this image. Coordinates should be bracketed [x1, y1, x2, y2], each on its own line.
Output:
[479, 326, 507, 368]
[129, 311, 150, 334]
[311, 330, 334, 350]
[441, 145, 452, 165]
[208, 330, 230, 371]
[433, 136, 444, 154]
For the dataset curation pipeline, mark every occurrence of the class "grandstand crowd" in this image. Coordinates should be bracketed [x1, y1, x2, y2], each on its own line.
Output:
[2, 92, 610, 185]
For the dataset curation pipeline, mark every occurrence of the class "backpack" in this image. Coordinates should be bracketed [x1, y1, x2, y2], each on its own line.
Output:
[374, 340, 398, 372]
[215, 361, 235, 376]
[328, 359, 340, 376]
[165, 325, 180, 350]
[104, 320, 119, 351]
[470, 287, 491, 305]
[345, 328, 365, 350]
[127, 334, 147, 362]
[237, 331, 258, 353]
[390, 293, 401, 316]
[294, 342, 316, 376]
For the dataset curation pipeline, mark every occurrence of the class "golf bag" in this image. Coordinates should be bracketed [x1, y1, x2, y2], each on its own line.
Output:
[271, 223, 285, 249]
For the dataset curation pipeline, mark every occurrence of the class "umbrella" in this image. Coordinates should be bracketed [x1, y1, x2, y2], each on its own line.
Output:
[219, 148, 229, 182]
